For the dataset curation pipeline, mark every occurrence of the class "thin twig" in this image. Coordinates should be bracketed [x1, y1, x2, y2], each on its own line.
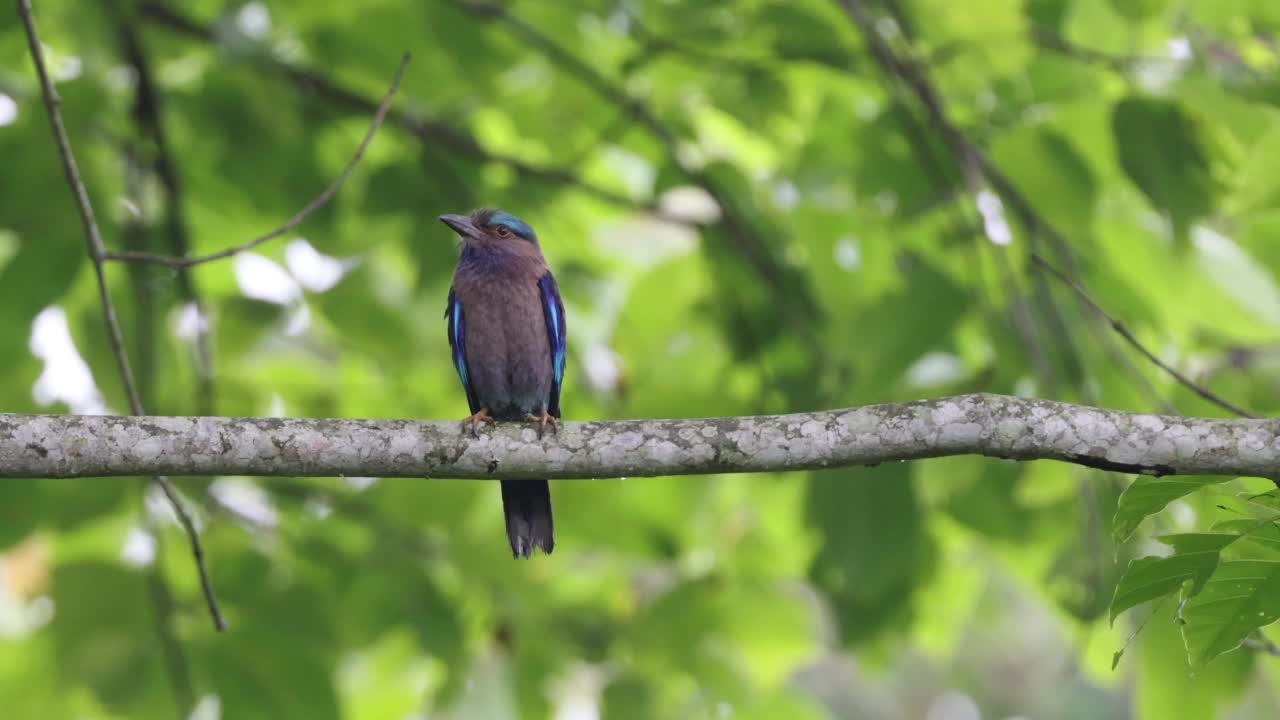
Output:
[103, 52, 410, 267]
[153, 478, 222, 628]
[18, 0, 226, 631]
[1244, 634, 1280, 657]
[1031, 254, 1257, 418]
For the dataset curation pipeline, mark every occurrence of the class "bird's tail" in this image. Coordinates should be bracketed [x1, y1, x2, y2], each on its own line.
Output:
[501, 480, 554, 558]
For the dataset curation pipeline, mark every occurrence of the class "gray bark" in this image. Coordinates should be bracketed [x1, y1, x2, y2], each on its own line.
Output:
[1, 394, 1276, 480]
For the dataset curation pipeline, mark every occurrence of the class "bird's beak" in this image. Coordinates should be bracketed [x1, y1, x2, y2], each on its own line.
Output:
[438, 214, 475, 237]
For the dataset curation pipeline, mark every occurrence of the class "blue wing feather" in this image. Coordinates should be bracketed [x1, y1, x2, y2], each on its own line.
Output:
[445, 288, 480, 414]
[538, 273, 566, 418]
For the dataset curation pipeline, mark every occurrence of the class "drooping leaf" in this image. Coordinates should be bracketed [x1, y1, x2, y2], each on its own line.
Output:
[1181, 560, 1280, 666]
[1137, 602, 1252, 716]
[1113, 475, 1234, 542]
[1212, 518, 1280, 554]
[807, 464, 931, 643]
[1112, 97, 1222, 243]
[1109, 533, 1237, 624]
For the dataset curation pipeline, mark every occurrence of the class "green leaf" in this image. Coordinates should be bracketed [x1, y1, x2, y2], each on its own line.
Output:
[1107, 0, 1168, 21]
[1112, 97, 1222, 242]
[1113, 475, 1232, 542]
[1192, 226, 1280, 327]
[200, 605, 342, 720]
[1181, 560, 1280, 666]
[756, 2, 855, 65]
[601, 673, 655, 720]
[934, 457, 1032, 540]
[0, 481, 50, 549]
[51, 562, 162, 714]
[1212, 518, 1280, 553]
[1240, 488, 1280, 512]
[808, 464, 930, 643]
[850, 257, 971, 396]
[1110, 534, 1237, 624]
[1226, 125, 1280, 215]
[989, 128, 1097, 246]
[1138, 602, 1252, 717]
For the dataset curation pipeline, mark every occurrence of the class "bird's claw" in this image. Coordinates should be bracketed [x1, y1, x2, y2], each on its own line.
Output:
[525, 410, 558, 439]
[463, 407, 496, 438]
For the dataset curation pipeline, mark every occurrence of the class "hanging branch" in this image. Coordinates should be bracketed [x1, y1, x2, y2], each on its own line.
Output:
[17, 0, 225, 631]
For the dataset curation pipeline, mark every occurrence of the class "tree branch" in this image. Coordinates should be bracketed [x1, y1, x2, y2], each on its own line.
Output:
[1, 394, 1278, 481]
[18, 0, 225, 631]
[102, 51, 410, 268]
[1030, 254, 1257, 418]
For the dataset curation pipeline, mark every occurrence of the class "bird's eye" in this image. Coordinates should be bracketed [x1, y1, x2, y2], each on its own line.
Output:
[495, 225, 512, 238]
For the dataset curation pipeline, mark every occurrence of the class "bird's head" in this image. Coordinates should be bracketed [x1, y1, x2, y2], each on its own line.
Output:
[439, 208, 538, 247]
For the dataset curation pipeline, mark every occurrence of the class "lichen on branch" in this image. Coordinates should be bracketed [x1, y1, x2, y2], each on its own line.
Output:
[1, 394, 1276, 481]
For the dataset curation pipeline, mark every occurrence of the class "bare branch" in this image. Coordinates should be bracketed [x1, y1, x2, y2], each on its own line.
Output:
[1030, 254, 1257, 418]
[2, 394, 1279, 481]
[18, 0, 225, 631]
[102, 52, 410, 268]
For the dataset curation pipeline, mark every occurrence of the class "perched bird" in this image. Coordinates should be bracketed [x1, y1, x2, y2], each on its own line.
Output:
[441, 209, 566, 558]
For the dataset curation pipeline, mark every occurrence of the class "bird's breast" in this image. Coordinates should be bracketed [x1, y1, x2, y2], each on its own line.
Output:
[454, 275, 553, 419]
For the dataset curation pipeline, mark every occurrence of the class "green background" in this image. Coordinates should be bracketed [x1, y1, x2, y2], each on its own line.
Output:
[3, 0, 1280, 717]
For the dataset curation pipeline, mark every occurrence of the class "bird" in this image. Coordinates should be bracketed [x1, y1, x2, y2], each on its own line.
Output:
[440, 208, 566, 558]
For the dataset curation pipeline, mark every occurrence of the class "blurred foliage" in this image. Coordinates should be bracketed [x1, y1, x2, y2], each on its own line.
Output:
[3, 0, 1280, 717]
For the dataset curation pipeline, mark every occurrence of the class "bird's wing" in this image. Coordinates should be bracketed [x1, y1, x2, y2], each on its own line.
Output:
[538, 272, 567, 418]
[445, 287, 480, 414]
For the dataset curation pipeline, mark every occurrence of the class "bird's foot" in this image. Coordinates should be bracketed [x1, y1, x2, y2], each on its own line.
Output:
[525, 410, 558, 439]
[462, 407, 496, 438]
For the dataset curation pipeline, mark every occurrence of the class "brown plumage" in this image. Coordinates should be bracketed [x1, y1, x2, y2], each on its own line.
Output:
[442, 209, 566, 557]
